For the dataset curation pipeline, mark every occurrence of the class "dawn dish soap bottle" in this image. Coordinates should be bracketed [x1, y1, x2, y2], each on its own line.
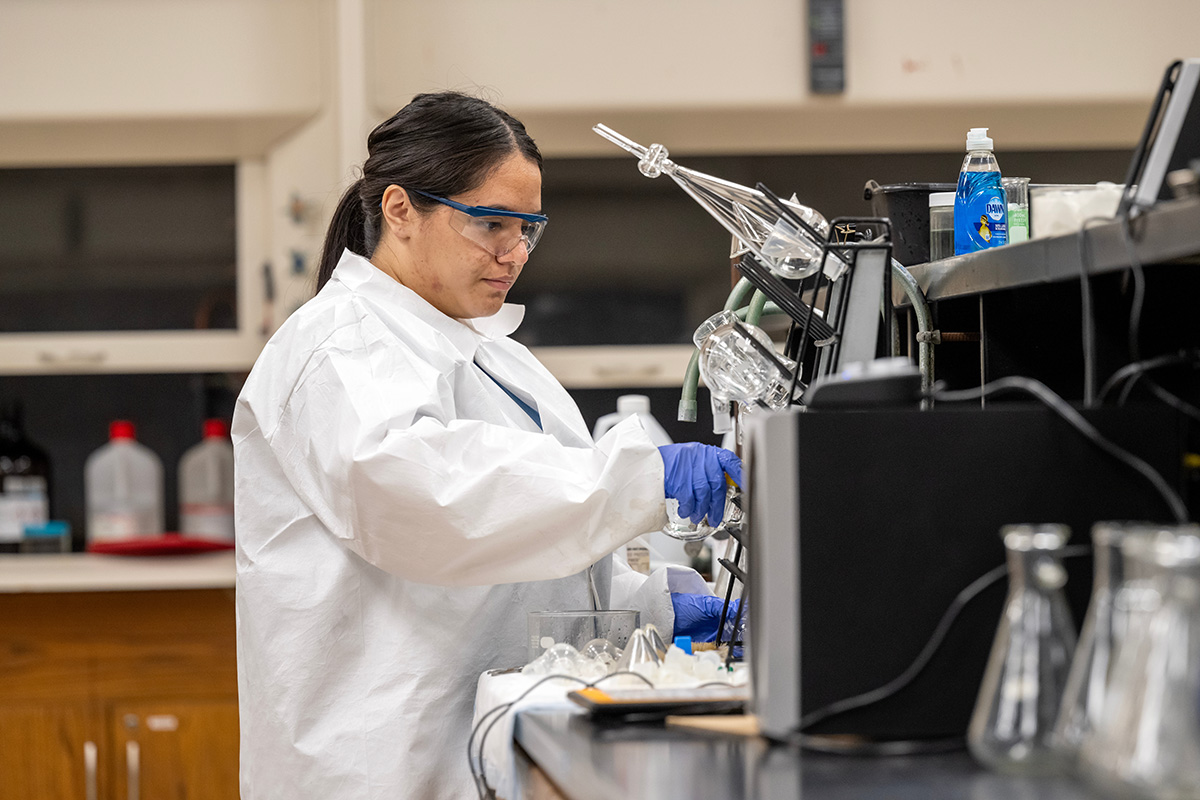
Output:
[955, 127, 1008, 254]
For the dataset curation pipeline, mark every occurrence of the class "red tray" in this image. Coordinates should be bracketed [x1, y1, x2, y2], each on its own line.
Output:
[87, 534, 234, 556]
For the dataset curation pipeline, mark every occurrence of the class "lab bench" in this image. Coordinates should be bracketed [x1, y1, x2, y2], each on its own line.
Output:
[514, 709, 1096, 800]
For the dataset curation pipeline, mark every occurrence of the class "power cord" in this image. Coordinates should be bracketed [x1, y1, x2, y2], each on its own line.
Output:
[468, 669, 656, 800]
[790, 544, 1090, 755]
[934, 376, 1188, 522]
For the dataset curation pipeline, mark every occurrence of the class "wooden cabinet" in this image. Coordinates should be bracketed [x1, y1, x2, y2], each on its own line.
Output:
[0, 589, 238, 800]
[0, 705, 98, 800]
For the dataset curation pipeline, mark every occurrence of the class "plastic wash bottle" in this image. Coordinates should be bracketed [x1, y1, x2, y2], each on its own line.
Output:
[85, 420, 164, 543]
[179, 419, 235, 541]
[954, 127, 1008, 254]
[592, 395, 689, 573]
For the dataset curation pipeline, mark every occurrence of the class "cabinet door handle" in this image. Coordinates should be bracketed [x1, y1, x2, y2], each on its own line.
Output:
[84, 741, 98, 800]
[126, 740, 140, 800]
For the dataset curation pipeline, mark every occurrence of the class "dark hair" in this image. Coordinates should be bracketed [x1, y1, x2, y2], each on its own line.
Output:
[315, 92, 543, 292]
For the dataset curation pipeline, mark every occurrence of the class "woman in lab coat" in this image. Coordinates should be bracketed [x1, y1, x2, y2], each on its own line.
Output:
[233, 91, 739, 799]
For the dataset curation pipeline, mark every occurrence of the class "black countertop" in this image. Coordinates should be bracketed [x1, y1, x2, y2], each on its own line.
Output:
[514, 710, 1102, 800]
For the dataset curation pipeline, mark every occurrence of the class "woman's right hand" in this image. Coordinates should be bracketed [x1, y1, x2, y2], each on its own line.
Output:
[658, 443, 742, 524]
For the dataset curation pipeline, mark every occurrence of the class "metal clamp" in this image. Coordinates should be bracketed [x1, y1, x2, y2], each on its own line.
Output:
[915, 330, 942, 345]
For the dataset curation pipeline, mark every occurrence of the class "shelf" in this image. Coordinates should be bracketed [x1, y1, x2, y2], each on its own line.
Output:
[893, 197, 1200, 307]
[0, 552, 235, 594]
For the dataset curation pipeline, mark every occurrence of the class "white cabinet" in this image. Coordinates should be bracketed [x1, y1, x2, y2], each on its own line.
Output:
[0, 161, 269, 375]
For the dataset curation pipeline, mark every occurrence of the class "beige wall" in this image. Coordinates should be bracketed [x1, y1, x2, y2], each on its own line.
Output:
[0, 0, 1195, 321]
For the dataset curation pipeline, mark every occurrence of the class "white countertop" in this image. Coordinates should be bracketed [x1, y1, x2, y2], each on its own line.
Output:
[0, 551, 236, 593]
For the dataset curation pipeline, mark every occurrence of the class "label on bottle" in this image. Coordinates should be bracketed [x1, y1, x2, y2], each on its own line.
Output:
[1007, 205, 1030, 243]
[180, 504, 235, 541]
[0, 475, 49, 542]
[89, 512, 151, 542]
[626, 544, 651, 575]
[955, 172, 1008, 254]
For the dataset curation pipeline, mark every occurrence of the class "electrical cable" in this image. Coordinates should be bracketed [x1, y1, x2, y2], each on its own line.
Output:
[934, 376, 1188, 522]
[791, 544, 1090, 753]
[1077, 219, 1099, 406]
[1097, 350, 1200, 403]
[796, 562, 1006, 731]
[468, 669, 658, 799]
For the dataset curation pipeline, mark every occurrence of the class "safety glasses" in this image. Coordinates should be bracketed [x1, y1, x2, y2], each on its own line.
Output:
[409, 189, 548, 257]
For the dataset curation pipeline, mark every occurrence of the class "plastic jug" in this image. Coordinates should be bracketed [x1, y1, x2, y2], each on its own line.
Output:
[179, 419, 235, 541]
[592, 395, 673, 448]
[84, 420, 164, 543]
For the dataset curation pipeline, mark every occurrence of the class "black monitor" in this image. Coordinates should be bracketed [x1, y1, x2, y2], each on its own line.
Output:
[1122, 58, 1200, 214]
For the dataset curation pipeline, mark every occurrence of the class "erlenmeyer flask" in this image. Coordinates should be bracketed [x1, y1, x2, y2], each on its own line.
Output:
[662, 481, 742, 543]
[968, 524, 1077, 775]
[1079, 524, 1200, 799]
[1054, 521, 1156, 763]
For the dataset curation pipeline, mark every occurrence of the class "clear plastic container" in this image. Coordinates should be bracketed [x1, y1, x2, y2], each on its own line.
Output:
[928, 191, 955, 261]
[178, 419, 235, 541]
[20, 521, 71, 554]
[84, 420, 163, 543]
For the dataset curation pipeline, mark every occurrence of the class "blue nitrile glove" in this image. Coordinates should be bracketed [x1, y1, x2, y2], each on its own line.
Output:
[658, 442, 742, 525]
[671, 593, 741, 643]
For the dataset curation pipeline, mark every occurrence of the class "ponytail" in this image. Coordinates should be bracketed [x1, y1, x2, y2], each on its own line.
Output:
[314, 92, 544, 296]
[316, 180, 368, 293]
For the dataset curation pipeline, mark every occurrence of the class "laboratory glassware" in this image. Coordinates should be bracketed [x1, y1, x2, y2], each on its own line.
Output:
[527, 610, 640, 663]
[1079, 525, 1200, 799]
[1053, 522, 1156, 763]
[694, 310, 798, 412]
[968, 524, 1076, 775]
[593, 124, 831, 279]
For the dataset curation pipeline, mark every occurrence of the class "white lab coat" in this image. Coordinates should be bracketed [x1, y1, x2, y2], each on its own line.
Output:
[233, 249, 678, 799]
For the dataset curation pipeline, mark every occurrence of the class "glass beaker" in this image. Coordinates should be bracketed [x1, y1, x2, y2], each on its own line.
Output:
[968, 524, 1077, 776]
[1003, 177, 1030, 243]
[1079, 525, 1200, 799]
[1054, 522, 1156, 763]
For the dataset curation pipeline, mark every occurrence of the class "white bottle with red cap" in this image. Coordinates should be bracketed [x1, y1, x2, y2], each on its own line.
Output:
[178, 419, 235, 541]
[84, 420, 164, 543]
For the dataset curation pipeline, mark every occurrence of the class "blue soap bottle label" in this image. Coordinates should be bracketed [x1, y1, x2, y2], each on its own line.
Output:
[955, 172, 1008, 254]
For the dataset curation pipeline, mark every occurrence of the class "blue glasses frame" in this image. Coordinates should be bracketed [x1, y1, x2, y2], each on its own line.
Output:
[408, 189, 547, 224]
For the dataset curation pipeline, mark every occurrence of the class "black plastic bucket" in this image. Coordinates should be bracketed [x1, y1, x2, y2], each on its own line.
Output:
[864, 180, 956, 265]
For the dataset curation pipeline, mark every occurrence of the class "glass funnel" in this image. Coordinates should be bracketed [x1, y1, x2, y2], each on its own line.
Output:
[1079, 525, 1200, 799]
[968, 524, 1077, 776]
[593, 124, 832, 279]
